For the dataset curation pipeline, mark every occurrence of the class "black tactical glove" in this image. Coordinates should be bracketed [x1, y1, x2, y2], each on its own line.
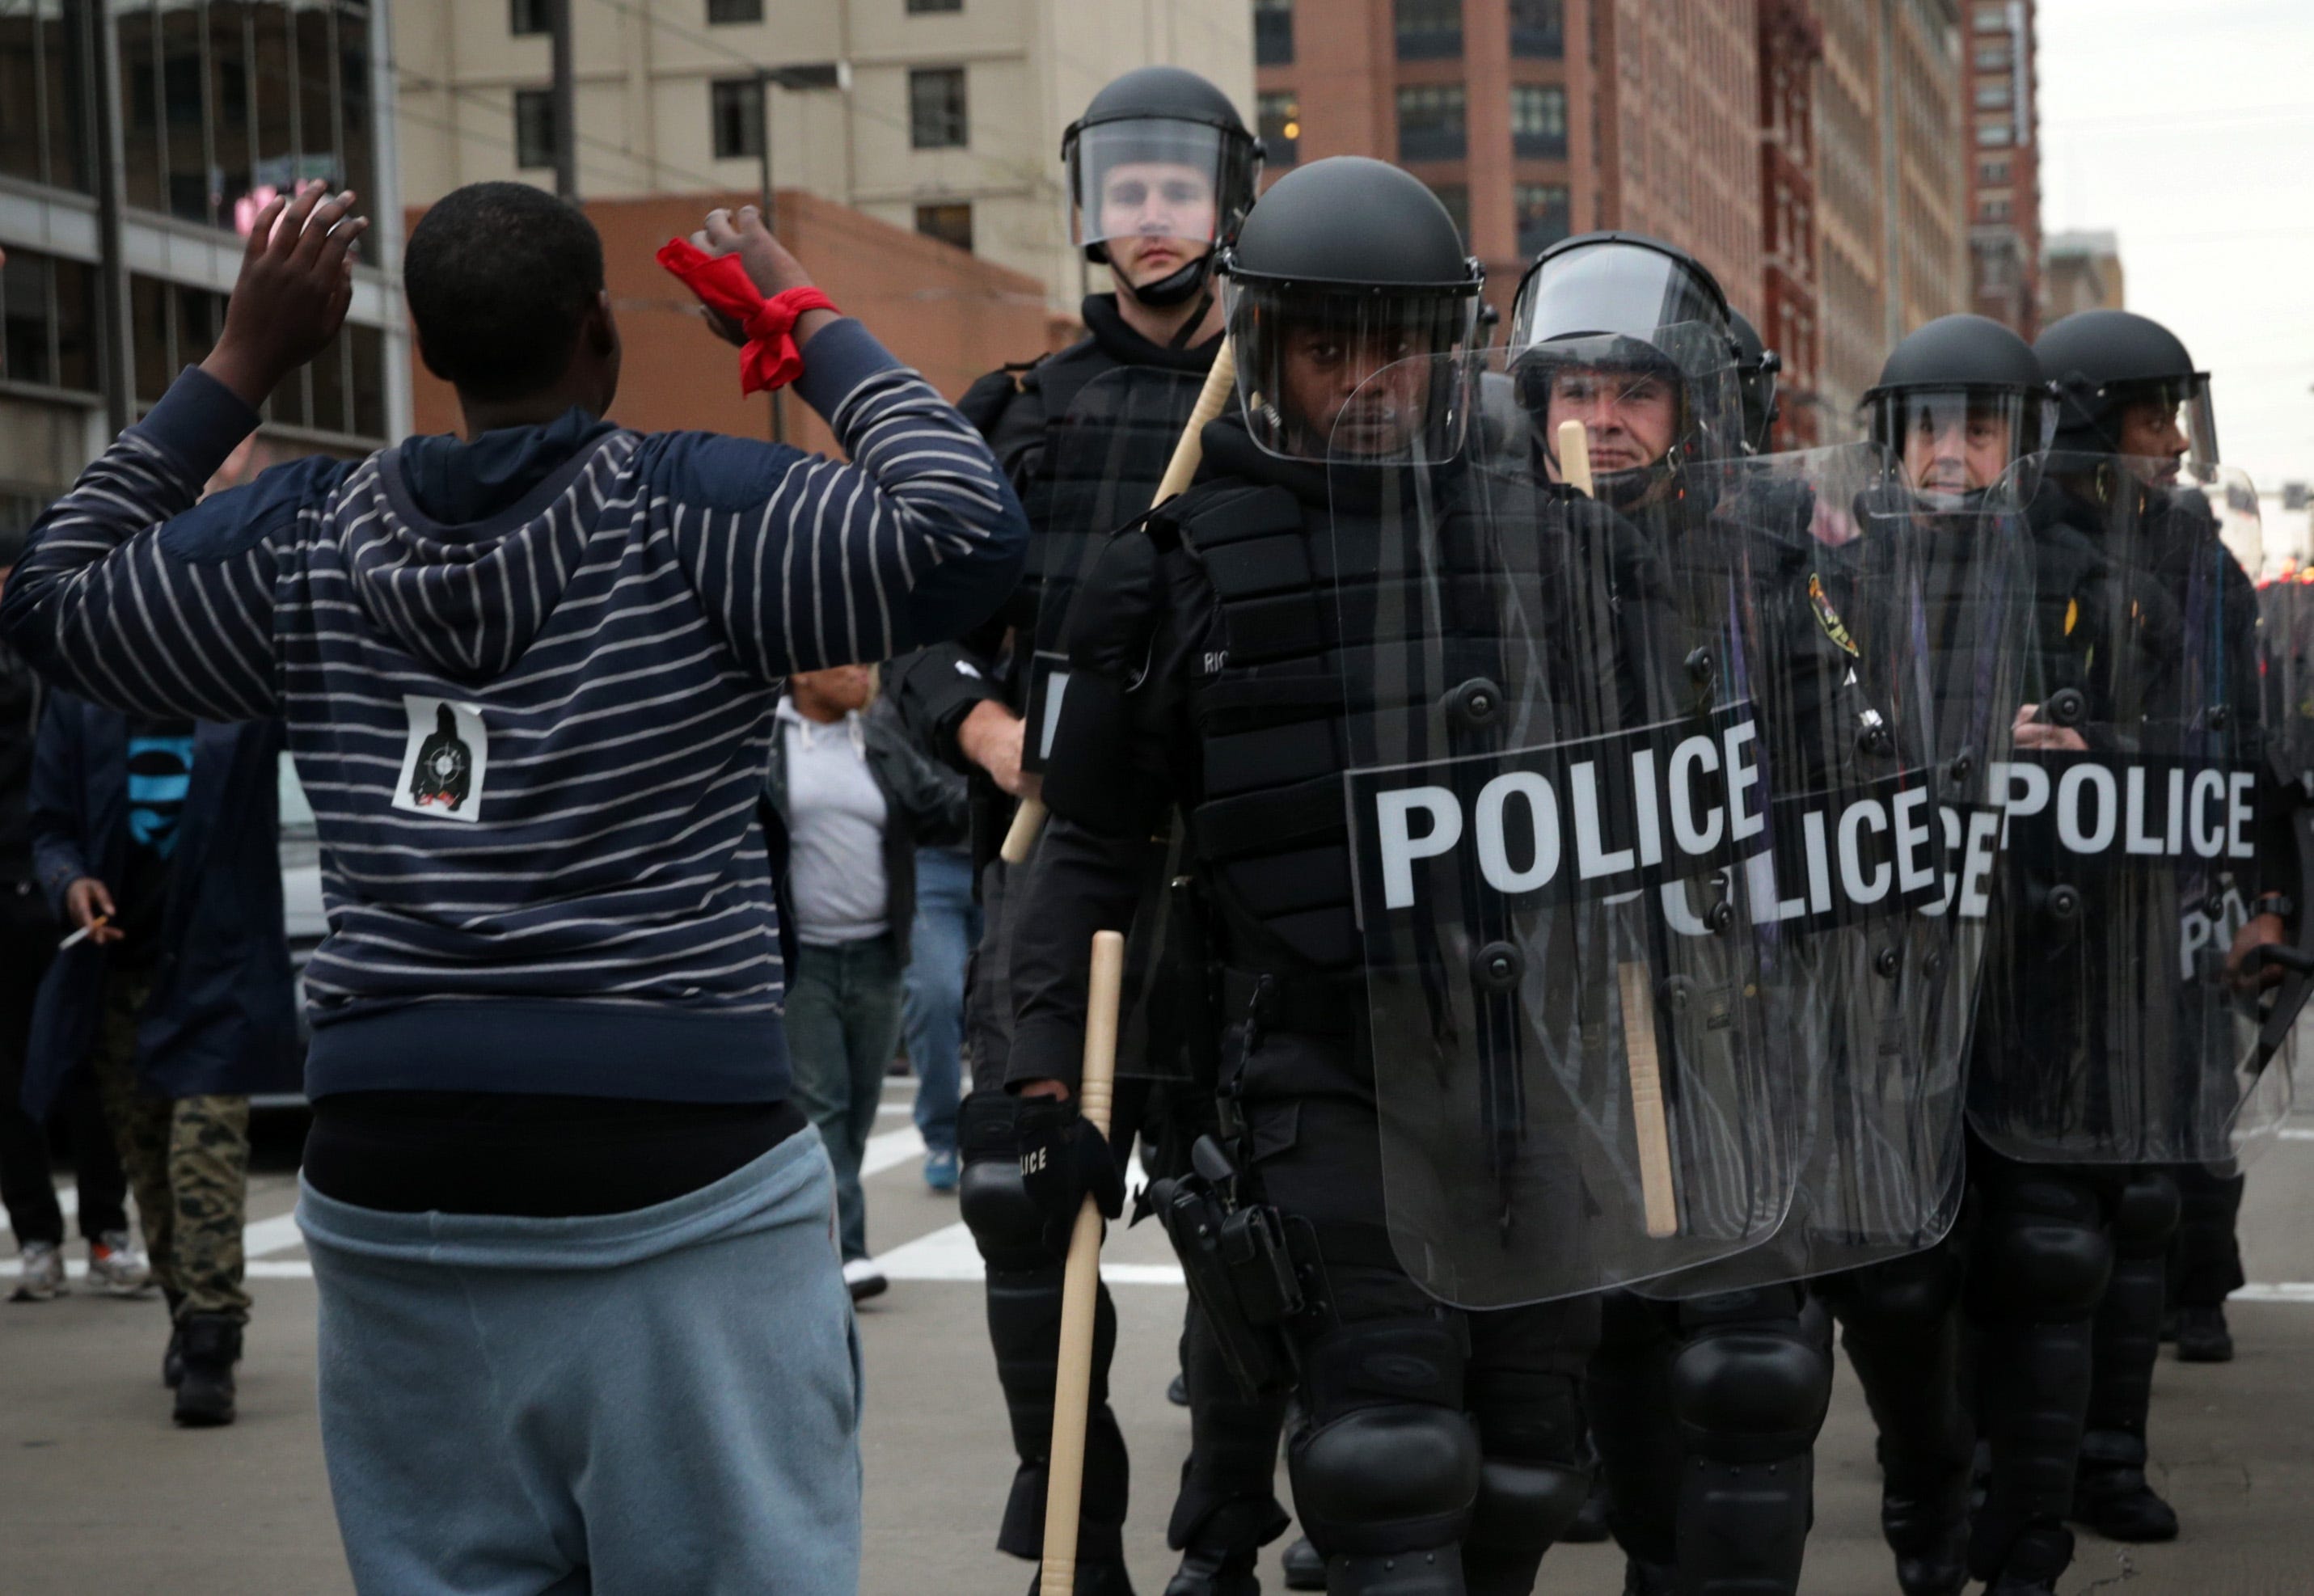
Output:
[1015, 1096, 1125, 1258]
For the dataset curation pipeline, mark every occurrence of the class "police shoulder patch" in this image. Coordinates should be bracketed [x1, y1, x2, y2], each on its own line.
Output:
[1808, 573, 1860, 657]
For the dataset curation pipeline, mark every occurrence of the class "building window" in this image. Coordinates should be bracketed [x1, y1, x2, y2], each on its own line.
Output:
[707, 0, 763, 22]
[910, 67, 968, 149]
[1258, 91, 1301, 166]
[1253, 0, 1294, 66]
[1509, 0, 1563, 57]
[510, 0, 551, 36]
[1429, 183, 1469, 246]
[1978, 157, 2012, 184]
[1975, 81, 2012, 108]
[1395, 0, 1463, 60]
[1976, 118, 2013, 148]
[1974, 41, 2009, 70]
[1510, 82, 1567, 158]
[1396, 84, 1465, 162]
[1979, 193, 2012, 223]
[0, 247, 99, 392]
[906, 0, 964, 11]
[0, 3, 91, 193]
[1973, 1, 2007, 30]
[915, 202, 973, 251]
[514, 88, 557, 169]
[1516, 182, 1570, 256]
[712, 78, 763, 159]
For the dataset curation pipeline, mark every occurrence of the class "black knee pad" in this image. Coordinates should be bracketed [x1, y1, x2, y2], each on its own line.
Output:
[1288, 1404, 1480, 1558]
[1972, 1198, 2112, 1322]
[2109, 1169, 2181, 1257]
[1467, 1455, 1591, 1553]
[1828, 1241, 1962, 1327]
[1670, 1320, 1833, 1465]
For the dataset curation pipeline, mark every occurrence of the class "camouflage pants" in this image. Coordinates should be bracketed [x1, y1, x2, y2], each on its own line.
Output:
[88, 969, 251, 1323]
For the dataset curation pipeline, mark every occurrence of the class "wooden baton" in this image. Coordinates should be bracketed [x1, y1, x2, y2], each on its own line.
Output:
[1557, 419, 1680, 1240]
[999, 343, 1239, 866]
[1038, 929, 1129, 1593]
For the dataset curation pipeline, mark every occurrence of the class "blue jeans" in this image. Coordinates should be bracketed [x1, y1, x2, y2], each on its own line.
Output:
[902, 847, 981, 1158]
[786, 935, 905, 1261]
[301, 1130, 862, 1595]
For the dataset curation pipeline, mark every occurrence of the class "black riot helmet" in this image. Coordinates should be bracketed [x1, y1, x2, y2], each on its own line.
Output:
[1864, 315, 2054, 513]
[1728, 309, 1783, 454]
[1506, 231, 1744, 508]
[1063, 66, 1262, 310]
[1218, 156, 1484, 462]
[2034, 309, 2217, 471]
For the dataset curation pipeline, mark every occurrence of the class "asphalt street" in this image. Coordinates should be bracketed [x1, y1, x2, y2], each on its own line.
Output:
[5, 1077, 2314, 1595]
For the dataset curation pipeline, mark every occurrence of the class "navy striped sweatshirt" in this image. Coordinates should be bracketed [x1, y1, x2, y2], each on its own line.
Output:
[0, 319, 1027, 1103]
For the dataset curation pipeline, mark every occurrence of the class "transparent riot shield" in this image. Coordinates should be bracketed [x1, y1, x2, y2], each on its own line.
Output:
[1330, 342, 1801, 1308]
[1021, 365, 1204, 775]
[1971, 457, 2299, 1166]
[1636, 445, 2025, 1295]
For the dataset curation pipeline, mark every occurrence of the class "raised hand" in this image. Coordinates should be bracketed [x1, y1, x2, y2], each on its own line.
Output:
[201, 181, 371, 409]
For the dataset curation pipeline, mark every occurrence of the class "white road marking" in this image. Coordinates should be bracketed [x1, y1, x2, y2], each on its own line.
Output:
[874, 1219, 1185, 1287]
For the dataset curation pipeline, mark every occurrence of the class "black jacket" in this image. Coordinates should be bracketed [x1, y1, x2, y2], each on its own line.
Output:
[765, 696, 968, 967]
[889, 293, 1221, 866]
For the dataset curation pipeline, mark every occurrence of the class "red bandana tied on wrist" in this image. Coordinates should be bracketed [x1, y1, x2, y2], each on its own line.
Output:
[656, 237, 839, 395]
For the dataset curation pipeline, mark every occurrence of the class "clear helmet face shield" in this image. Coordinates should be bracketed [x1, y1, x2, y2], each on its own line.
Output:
[1066, 118, 1254, 287]
[2096, 374, 2221, 486]
[1869, 388, 2054, 515]
[1506, 326, 1746, 508]
[1222, 277, 1483, 463]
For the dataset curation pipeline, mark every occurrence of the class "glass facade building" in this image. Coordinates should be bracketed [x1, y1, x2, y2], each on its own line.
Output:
[0, 0, 405, 535]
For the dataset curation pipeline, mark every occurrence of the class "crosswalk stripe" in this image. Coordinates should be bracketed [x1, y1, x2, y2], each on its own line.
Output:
[874, 1220, 1186, 1287]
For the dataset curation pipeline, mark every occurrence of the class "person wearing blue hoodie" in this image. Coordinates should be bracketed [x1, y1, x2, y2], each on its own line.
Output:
[0, 180, 1026, 1594]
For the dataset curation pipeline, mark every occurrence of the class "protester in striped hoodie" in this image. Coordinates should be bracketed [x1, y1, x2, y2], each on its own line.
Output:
[0, 180, 1026, 1594]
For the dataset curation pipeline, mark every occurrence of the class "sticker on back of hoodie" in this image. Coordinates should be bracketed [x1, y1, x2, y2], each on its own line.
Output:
[392, 697, 488, 823]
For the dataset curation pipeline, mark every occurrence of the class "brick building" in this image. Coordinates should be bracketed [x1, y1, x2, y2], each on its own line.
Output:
[1758, 0, 1826, 447]
[1809, 0, 1970, 438]
[1962, 0, 2042, 336]
[1252, 0, 1586, 326]
[403, 189, 1052, 450]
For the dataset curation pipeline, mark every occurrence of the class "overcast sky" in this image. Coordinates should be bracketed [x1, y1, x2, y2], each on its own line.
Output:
[2035, 0, 2314, 505]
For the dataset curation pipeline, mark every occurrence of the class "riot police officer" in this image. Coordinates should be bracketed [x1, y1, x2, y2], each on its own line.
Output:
[2026, 310, 2289, 1552]
[887, 65, 1290, 1595]
[1809, 312, 2054, 1596]
[1963, 307, 2300, 1592]
[1005, 156, 1602, 1596]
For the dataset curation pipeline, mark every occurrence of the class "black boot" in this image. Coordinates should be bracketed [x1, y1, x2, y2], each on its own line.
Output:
[2173, 1304, 2233, 1363]
[172, 1313, 240, 1428]
[1619, 1558, 1675, 1596]
[1560, 1468, 1612, 1543]
[2069, 1433, 2177, 1543]
[162, 1324, 186, 1390]
[1028, 1561, 1134, 1595]
[1163, 1545, 1258, 1596]
[1880, 1459, 1969, 1596]
[1279, 1537, 1324, 1591]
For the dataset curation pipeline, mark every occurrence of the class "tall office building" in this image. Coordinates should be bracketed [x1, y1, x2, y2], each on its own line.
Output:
[1253, 0, 1589, 324]
[1758, 0, 1824, 446]
[1961, 0, 2041, 336]
[390, 0, 1253, 315]
[0, 1, 407, 530]
[2042, 227, 2124, 320]
[1810, 0, 1969, 435]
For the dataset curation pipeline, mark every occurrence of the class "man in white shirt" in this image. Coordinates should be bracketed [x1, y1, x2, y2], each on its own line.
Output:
[771, 666, 968, 1301]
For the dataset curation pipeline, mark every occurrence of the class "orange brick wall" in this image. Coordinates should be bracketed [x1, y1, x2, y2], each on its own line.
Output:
[405, 189, 1059, 458]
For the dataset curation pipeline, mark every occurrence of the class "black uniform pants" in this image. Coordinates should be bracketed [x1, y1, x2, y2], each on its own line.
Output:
[1587, 1280, 1833, 1596]
[1816, 1239, 1974, 1578]
[1235, 1028, 1598, 1596]
[958, 859, 1286, 1576]
[0, 882, 128, 1248]
[2168, 1161, 2245, 1310]
[1961, 1143, 2130, 1585]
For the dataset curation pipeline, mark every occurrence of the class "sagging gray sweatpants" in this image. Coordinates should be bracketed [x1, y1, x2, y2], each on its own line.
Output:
[299, 1127, 863, 1595]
